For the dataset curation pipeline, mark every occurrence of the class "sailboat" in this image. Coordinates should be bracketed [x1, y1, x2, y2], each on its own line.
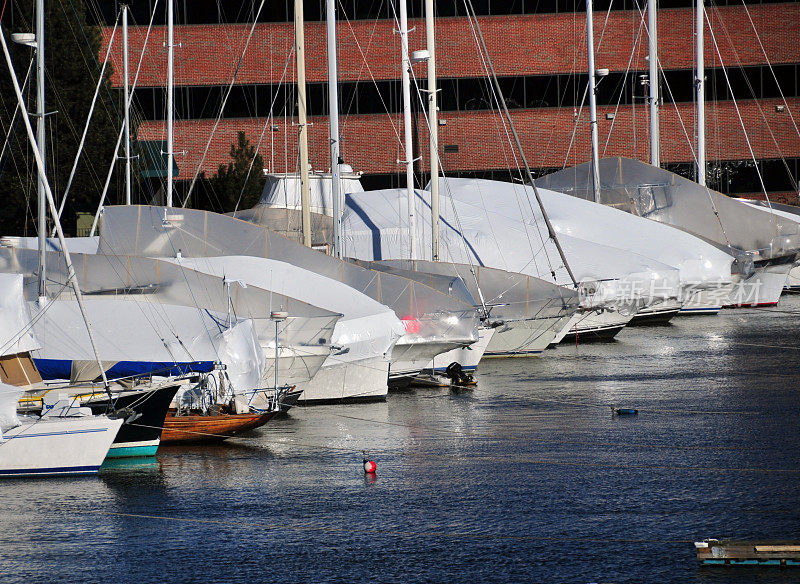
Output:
[97, 203, 480, 386]
[537, 159, 799, 307]
[0, 384, 123, 477]
[535, 0, 798, 308]
[737, 199, 800, 292]
[164, 255, 406, 403]
[0, 273, 123, 476]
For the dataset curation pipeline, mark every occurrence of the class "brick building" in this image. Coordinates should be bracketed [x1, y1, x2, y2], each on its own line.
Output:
[96, 0, 800, 203]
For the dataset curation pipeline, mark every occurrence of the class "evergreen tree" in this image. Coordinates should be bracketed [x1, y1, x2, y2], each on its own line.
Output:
[0, 0, 121, 236]
[206, 131, 264, 212]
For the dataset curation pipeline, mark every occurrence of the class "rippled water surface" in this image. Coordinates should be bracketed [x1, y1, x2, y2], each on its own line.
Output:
[3, 299, 800, 583]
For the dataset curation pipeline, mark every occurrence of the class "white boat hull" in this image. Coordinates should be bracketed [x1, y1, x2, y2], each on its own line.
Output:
[390, 342, 463, 380]
[295, 356, 390, 404]
[552, 310, 634, 344]
[426, 328, 495, 372]
[630, 298, 682, 324]
[484, 317, 563, 357]
[679, 284, 735, 315]
[726, 264, 793, 307]
[0, 416, 123, 477]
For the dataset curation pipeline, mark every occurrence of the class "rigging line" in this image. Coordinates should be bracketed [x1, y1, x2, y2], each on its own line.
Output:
[705, 9, 771, 207]
[330, 413, 760, 450]
[0, 57, 33, 171]
[110, 416, 778, 462]
[337, 0, 402, 146]
[562, 82, 589, 169]
[740, 2, 800, 149]
[87, 250, 199, 365]
[182, 0, 266, 208]
[540, 4, 584, 164]
[402, 46, 509, 310]
[630, 1, 731, 247]
[603, 13, 646, 156]
[232, 46, 294, 214]
[89, 0, 160, 237]
[54, 11, 121, 226]
[63, 1, 124, 126]
[461, 7, 555, 281]
[710, 3, 797, 194]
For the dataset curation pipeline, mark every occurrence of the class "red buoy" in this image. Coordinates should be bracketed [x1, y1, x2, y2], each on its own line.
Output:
[363, 458, 377, 473]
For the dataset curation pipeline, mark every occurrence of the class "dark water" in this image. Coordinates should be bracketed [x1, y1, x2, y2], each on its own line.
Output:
[4, 299, 800, 584]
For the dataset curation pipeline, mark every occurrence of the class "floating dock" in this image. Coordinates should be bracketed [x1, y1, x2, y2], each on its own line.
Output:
[696, 539, 800, 566]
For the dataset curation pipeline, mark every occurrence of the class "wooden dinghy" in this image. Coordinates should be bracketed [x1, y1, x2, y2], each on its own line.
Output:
[160, 408, 276, 445]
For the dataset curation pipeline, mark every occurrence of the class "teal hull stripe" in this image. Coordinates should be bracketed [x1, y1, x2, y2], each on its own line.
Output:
[105, 444, 159, 459]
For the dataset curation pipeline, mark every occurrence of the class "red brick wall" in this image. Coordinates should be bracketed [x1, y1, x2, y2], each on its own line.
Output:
[136, 98, 800, 178]
[101, 3, 800, 87]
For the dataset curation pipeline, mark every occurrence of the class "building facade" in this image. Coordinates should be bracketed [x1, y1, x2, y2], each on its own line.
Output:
[97, 0, 800, 203]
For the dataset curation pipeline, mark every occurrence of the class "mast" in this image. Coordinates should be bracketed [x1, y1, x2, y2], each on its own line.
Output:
[123, 3, 132, 205]
[166, 0, 174, 207]
[398, 0, 416, 259]
[294, 0, 312, 247]
[35, 0, 45, 298]
[586, 0, 601, 203]
[648, 0, 661, 167]
[325, 0, 342, 258]
[463, 0, 577, 286]
[1, 29, 112, 394]
[695, 0, 706, 185]
[425, 0, 440, 261]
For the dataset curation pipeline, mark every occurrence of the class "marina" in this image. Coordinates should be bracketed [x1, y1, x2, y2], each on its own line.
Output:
[0, 0, 799, 581]
[3, 302, 800, 582]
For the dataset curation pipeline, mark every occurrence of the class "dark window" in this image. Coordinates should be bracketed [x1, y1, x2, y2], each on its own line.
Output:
[87, 0, 800, 26]
[129, 63, 800, 121]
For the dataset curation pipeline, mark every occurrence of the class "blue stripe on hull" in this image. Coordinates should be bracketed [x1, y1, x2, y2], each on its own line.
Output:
[0, 465, 99, 477]
[105, 444, 159, 459]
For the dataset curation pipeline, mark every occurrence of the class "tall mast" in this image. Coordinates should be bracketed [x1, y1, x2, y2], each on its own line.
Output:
[35, 0, 45, 298]
[1, 29, 112, 394]
[463, 0, 577, 286]
[425, 0, 440, 261]
[648, 0, 661, 167]
[295, 0, 312, 247]
[695, 0, 706, 185]
[123, 3, 132, 205]
[398, 0, 416, 259]
[325, 0, 342, 258]
[166, 0, 174, 207]
[586, 0, 601, 203]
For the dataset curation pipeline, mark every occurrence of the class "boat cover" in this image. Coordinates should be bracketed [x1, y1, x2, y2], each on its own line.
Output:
[0, 381, 23, 433]
[355, 259, 580, 326]
[536, 157, 800, 260]
[164, 256, 406, 373]
[0, 273, 40, 356]
[0, 247, 340, 387]
[257, 170, 364, 216]
[99, 205, 479, 351]
[342, 182, 681, 308]
[2, 236, 100, 255]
